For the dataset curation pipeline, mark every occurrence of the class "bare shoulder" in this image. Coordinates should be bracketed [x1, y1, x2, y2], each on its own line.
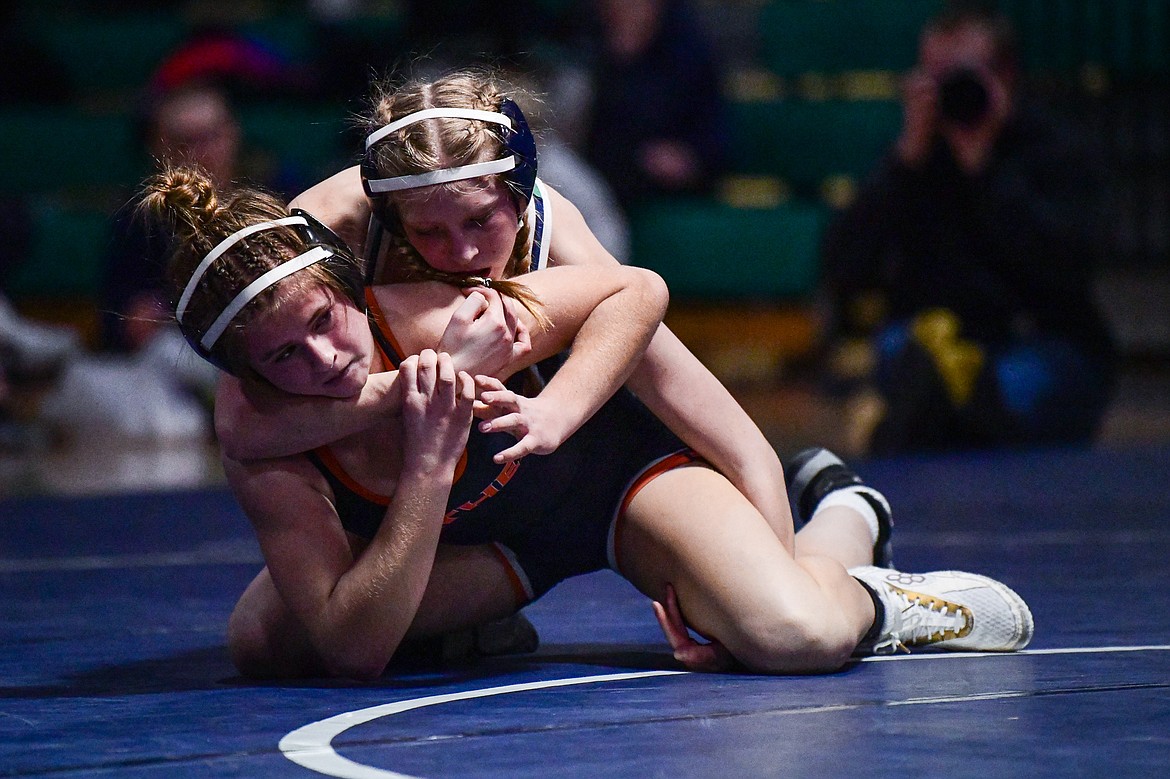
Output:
[540, 183, 619, 269]
[290, 166, 371, 256]
[370, 282, 465, 353]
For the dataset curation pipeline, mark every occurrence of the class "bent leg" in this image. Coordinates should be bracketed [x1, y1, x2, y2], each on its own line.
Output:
[616, 465, 874, 674]
[227, 543, 522, 679]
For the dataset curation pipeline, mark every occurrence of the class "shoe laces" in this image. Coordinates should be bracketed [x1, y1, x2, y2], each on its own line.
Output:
[873, 585, 972, 655]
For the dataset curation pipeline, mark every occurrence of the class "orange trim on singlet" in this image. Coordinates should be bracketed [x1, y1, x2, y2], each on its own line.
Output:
[364, 287, 407, 363]
[610, 449, 703, 572]
[489, 543, 532, 606]
[443, 459, 520, 524]
[361, 286, 469, 484]
[314, 446, 390, 506]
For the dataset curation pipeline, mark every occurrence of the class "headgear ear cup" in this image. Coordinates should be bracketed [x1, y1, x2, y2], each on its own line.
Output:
[289, 208, 366, 305]
[496, 98, 538, 208]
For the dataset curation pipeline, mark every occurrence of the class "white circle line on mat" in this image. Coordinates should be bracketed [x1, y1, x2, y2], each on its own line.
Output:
[280, 646, 1170, 778]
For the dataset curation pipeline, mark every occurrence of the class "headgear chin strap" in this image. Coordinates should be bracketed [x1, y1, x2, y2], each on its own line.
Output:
[361, 99, 538, 207]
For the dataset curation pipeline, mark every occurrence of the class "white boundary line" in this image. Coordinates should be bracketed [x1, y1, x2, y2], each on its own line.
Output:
[280, 671, 684, 779]
[279, 646, 1170, 779]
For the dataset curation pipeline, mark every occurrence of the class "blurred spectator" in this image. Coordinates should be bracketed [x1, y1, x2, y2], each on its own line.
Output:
[148, 26, 316, 99]
[104, 28, 316, 356]
[101, 82, 241, 355]
[578, 0, 729, 212]
[819, 2, 1117, 454]
[87, 80, 253, 440]
[0, 198, 80, 451]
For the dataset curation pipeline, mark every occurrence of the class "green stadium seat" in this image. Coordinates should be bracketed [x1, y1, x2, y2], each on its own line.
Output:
[20, 11, 188, 97]
[1004, 0, 1170, 78]
[758, 0, 943, 77]
[8, 204, 112, 298]
[727, 98, 901, 200]
[629, 200, 827, 301]
[0, 108, 144, 199]
[236, 103, 355, 185]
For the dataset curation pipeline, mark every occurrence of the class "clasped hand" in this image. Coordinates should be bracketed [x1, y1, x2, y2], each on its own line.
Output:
[437, 287, 532, 377]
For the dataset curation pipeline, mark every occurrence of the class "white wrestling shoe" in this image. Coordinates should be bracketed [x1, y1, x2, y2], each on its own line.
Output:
[850, 566, 1034, 655]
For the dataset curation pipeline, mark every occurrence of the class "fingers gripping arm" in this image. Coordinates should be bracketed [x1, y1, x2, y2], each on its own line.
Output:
[474, 264, 670, 462]
[214, 291, 520, 462]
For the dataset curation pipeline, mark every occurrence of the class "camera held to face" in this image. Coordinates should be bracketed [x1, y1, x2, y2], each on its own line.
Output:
[937, 68, 990, 127]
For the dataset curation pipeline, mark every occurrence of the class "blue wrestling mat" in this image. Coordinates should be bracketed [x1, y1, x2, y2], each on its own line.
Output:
[3, 444, 1169, 777]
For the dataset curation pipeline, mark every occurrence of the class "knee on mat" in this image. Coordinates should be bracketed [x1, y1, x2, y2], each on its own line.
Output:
[226, 610, 308, 679]
[732, 609, 856, 674]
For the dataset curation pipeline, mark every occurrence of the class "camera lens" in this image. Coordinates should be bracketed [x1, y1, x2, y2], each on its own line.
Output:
[937, 68, 990, 126]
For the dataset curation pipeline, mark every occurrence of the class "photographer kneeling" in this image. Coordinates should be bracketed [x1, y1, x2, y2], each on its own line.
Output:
[820, 1, 1117, 455]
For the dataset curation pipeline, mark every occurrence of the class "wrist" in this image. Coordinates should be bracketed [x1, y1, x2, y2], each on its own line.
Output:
[399, 453, 462, 483]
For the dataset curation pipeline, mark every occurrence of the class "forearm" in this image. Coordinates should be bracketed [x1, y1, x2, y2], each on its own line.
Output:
[215, 372, 404, 461]
[312, 467, 452, 678]
[529, 271, 668, 444]
[626, 326, 794, 549]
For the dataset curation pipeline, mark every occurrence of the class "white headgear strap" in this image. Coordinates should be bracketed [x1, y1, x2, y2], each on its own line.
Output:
[176, 215, 308, 324]
[363, 108, 518, 194]
[200, 245, 333, 351]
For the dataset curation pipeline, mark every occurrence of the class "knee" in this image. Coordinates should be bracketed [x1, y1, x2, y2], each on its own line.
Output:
[226, 603, 318, 679]
[226, 607, 275, 679]
[731, 606, 857, 675]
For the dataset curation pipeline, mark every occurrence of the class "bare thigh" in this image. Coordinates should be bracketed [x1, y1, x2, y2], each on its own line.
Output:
[227, 542, 521, 678]
[615, 465, 872, 673]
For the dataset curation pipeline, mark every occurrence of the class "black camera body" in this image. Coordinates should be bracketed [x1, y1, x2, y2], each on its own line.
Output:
[937, 68, 990, 127]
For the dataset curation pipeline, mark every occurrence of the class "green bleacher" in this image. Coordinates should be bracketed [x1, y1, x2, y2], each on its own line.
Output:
[0, 7, 342, 347]
[7, 204, 112, 299]
[625, 0, 939, 306]
[4, 0, 1160, 341]
[630, 200, 827, 302]
[727, 99, 902, 200]
[757, 0, 943, 77]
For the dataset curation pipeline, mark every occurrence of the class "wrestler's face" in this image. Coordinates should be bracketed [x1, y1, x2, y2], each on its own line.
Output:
[395, 179, 521, 280]
[243, 283, 373, 398]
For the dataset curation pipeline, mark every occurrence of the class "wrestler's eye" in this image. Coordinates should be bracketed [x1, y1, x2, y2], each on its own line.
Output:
[272, 345, 296, 363]
[314, 307, 333, 331]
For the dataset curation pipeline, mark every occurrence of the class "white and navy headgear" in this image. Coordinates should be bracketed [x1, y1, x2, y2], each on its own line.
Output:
[360, 98, 538, 209]
[175, 209, 359, 373]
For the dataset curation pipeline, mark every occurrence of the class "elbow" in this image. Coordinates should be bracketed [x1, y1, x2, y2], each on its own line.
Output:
[637, 267, 670, 321]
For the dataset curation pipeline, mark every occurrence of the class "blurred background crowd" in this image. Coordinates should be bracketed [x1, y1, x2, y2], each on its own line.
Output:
[1, 0, 1168, 496]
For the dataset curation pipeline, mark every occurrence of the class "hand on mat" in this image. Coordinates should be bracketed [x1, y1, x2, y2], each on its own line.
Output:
[653, 584, 737, 673]
[473, 375, 574, 463]
[438, 288, 532, 378]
